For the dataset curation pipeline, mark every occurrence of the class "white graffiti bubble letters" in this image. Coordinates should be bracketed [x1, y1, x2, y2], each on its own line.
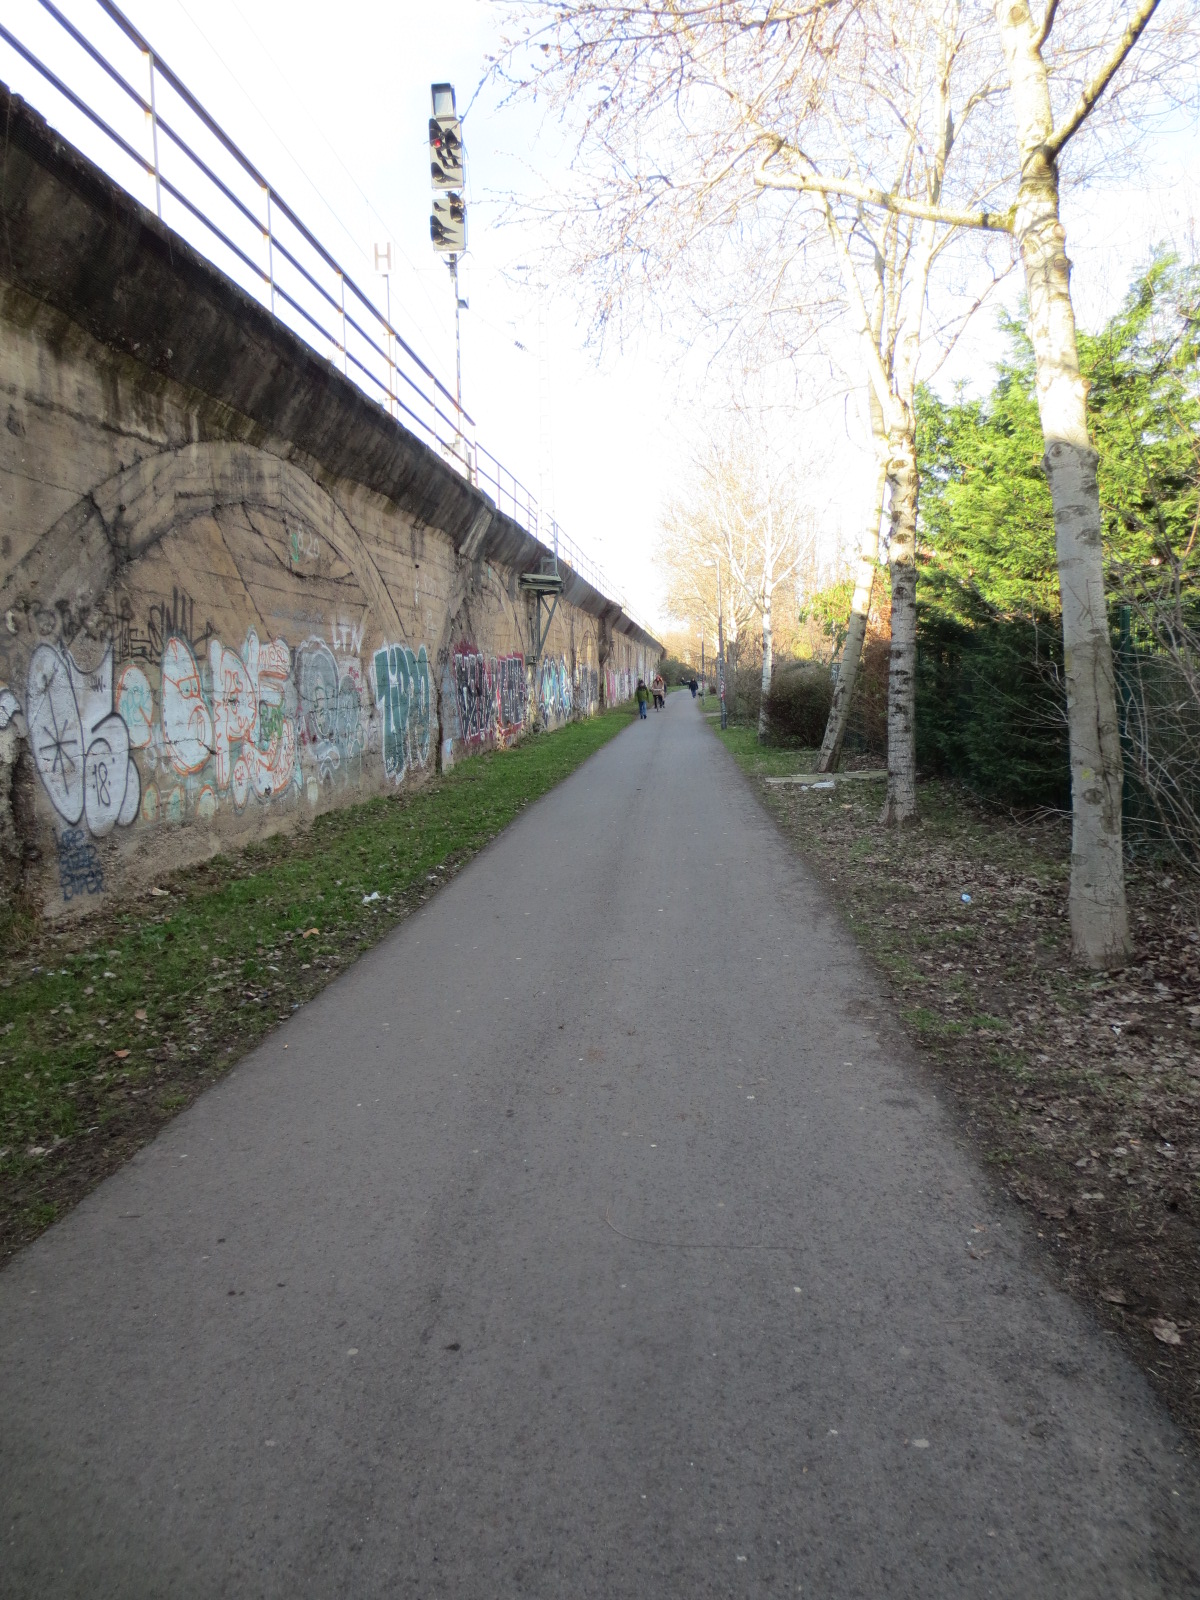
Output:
[24, 640, 141, 837]
[26, 643, 85, 823]
[83, 713, 140, 836]
[162, 637, 214, 774]
[115, 663, 154, 748]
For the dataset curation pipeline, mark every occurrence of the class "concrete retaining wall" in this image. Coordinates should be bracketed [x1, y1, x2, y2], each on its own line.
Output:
[0, 87, 658, 917]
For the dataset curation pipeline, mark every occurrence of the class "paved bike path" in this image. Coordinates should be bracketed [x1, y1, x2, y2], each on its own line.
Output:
[2, 694, 1198, 1597]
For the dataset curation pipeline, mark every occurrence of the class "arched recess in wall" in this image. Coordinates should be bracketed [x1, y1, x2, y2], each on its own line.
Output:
[0, 442, 405, 645]
[0, 442, 434, 858]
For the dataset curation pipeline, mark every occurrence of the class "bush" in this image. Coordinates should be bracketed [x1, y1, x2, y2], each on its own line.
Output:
[844, 639, 890, 758]
[658, 655, 693, 685]
[727, 664, 763, 725]
[764, 662, 834, 745]
[915, 610, 1069, 807]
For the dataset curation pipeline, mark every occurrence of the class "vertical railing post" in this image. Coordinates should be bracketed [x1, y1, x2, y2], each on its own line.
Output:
[145, 49, 162, 219]
[384, 275, 395, 418]
[264, 186, 276, 315]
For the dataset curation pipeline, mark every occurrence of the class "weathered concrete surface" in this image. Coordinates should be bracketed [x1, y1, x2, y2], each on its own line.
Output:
[1, 697, 1198, 1598]
[0, 85, 656, 916]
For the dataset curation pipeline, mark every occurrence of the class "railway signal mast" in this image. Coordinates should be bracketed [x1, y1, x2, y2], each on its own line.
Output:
[429, 83, 467, 436]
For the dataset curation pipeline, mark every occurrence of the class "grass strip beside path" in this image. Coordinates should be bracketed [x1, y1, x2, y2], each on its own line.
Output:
[0, 706, 636, 1262]
[712, 721, 1200, 1445]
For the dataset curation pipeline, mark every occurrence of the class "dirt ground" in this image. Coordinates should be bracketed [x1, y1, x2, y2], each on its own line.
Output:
[720, 728, 1200, 1445]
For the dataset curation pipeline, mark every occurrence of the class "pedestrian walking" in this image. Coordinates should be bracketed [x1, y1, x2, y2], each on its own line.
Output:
[652, 672, 666, 711]
[635, 678, 650, 720]
[689, 677, 698, 699]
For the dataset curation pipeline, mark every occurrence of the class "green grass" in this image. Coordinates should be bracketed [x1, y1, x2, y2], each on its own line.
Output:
[0, 705, 636, 1228]
[709, 723, 819, 778]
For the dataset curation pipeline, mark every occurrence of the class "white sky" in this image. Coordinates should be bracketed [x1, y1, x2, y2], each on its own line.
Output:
[2, 0, 1197, 632]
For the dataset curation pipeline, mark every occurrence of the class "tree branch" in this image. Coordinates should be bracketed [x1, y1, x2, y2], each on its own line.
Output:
[753, 154, 1014, 233]
[1034, 0, 1060, 51]
[1047, 0, 1162, 156]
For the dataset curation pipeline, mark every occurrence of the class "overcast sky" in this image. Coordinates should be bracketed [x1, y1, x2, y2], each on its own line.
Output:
[3, 0, 1197, 630]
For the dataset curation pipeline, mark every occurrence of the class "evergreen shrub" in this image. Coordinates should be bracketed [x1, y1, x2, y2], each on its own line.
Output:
[764, 662, 833, 745]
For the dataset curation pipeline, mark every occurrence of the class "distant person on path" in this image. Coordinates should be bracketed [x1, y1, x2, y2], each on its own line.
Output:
[689, 677, 698, 698]
[652, 672, 666, 711]
[636, 678, 650, 720]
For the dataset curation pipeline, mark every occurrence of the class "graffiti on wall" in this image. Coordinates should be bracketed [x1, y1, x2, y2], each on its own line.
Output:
[451, 644, 529, 749]
[574, 663, 599, 717]
[604, 666, 634, 705]
[20, 640, 141, 836]
[56, 827, 104, 900]
[2, 622, 441, 853]
[153, 630, 298, 815]
[537, 655, 573, 726]
[295, 638, 368, 794]
[373, 642, 432, 783]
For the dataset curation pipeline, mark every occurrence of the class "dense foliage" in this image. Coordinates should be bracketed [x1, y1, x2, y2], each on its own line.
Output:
[763, 662, 834, 745]
[915, 253, 1200, 811]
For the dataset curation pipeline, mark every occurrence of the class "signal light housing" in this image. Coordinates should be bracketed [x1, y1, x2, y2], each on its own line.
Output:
[430, 191, 466, 254]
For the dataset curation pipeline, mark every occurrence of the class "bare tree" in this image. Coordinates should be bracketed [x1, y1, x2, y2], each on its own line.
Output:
[495, 0, 1011, 826]
[752, 0, 1198, 961]
[500, 0, 1198, 964]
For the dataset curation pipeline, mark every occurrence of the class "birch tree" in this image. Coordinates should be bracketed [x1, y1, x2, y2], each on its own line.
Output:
[496, 0, 1011, 824]
[499, 0, 1196, 962]
[754, 0, 1197, 961]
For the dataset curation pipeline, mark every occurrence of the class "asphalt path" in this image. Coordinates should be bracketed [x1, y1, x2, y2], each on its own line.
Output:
[2, 692, 1199, 1598]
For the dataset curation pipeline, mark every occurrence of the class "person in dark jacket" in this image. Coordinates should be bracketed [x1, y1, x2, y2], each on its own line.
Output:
[635, 679, 650, 719]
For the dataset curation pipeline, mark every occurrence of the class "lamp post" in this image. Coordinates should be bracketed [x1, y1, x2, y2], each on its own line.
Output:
[717, 555, 727, 730]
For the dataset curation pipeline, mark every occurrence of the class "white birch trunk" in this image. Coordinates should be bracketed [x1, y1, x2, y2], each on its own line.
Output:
[994, 0, 1130, 966]
[880, 420, 919, 823]
[757, 504, 775, 742]
[817, 451, 887, 773]
[758, 577, 774, 742]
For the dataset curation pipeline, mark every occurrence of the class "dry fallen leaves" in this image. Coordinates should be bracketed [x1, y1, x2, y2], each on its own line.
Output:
[134, 1009, 147, 1022]
[1152, 1319, 1183, 1347]
[113, 1049, 130, 1060]
[303, 928, 320, 938]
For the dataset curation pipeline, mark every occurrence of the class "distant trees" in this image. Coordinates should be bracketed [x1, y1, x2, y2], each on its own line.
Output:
[661, 442, 814, 735]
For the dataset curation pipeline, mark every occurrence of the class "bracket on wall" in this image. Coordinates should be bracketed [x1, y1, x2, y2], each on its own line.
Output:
[519, 555, 564, 666]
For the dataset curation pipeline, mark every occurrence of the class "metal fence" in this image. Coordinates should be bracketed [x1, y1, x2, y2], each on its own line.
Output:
[0, 0, 648, 632]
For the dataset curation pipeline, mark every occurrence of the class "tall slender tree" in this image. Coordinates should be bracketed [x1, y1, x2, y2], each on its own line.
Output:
[501, 0, 1198, 963]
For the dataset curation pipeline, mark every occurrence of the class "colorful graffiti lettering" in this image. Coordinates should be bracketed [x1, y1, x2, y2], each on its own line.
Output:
[373, 642, 431, 783]
[575, 664, 599, 716]
[451, 645, 528, 749]
[453, 646, 493, 747]
[115, 664, 154, 749]
[21, 640, 140, 837]
[295, 638, 367, 790]
[160, 636, 213, 773]
[159, 630, 298, 812]
[537, 655, 573, 726]
[209, 631, 295, 802]
[497, 653, 528, 735]
[604, 666, 634, 705]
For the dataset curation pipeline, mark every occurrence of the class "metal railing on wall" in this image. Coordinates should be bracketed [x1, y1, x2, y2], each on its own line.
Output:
[0, 0, 653, 637]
